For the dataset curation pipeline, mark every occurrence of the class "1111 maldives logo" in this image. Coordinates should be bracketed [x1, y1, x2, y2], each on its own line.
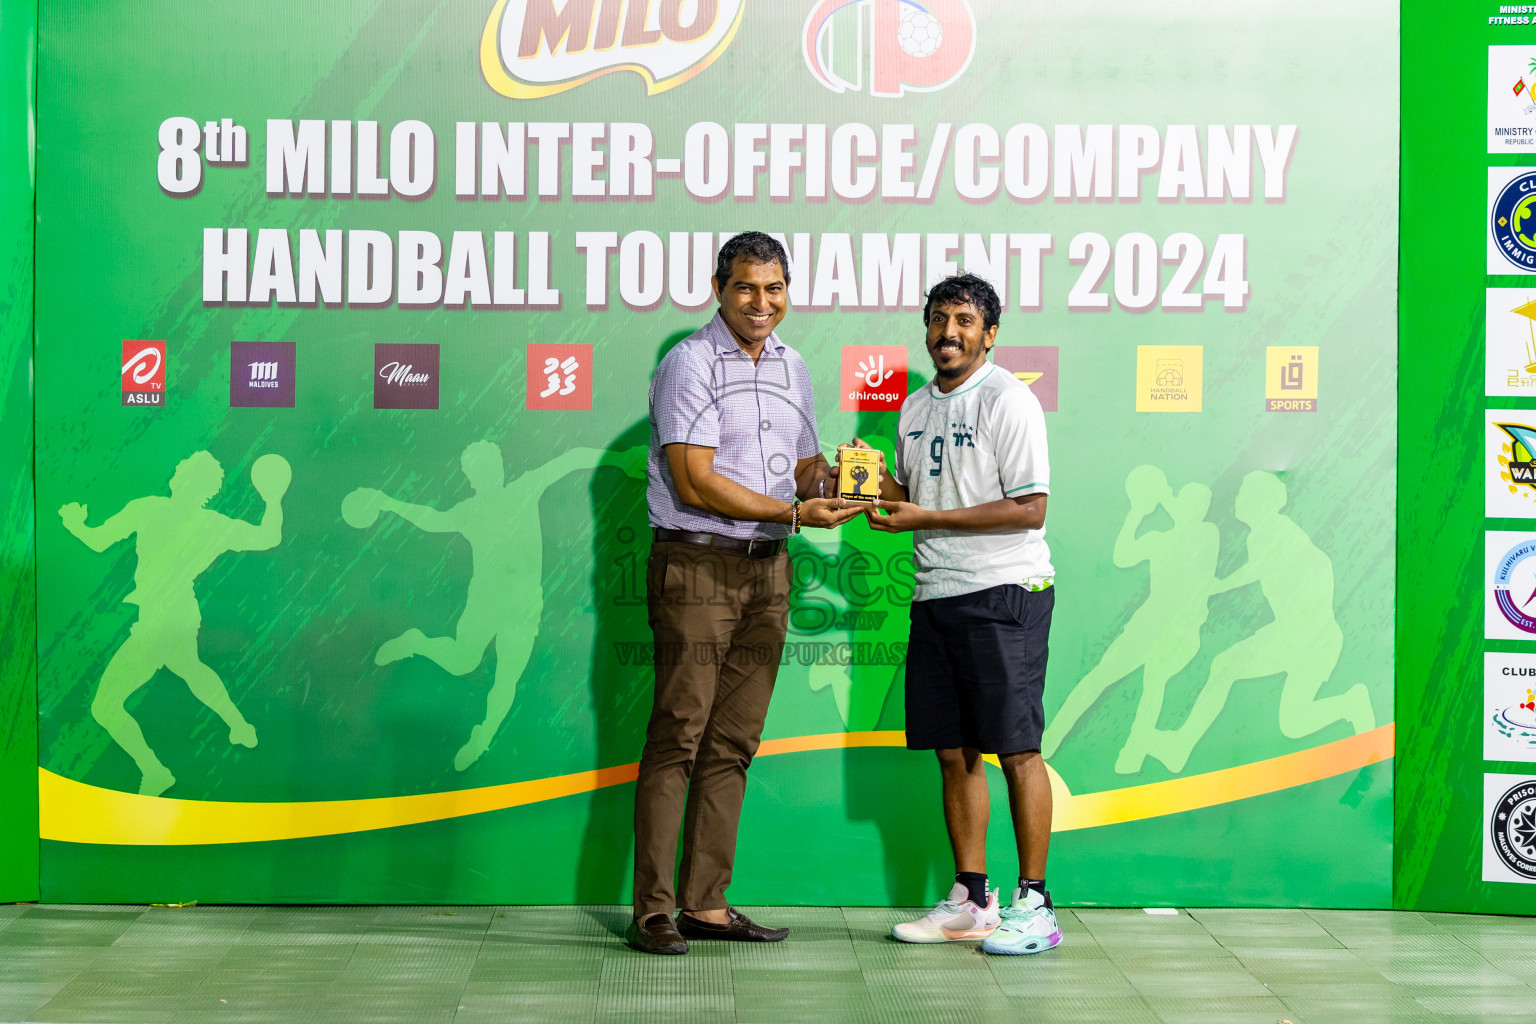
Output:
[803, 0, 976, 97]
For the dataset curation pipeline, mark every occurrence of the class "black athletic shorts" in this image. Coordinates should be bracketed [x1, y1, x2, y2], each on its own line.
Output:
[904, 583, 1054, 754]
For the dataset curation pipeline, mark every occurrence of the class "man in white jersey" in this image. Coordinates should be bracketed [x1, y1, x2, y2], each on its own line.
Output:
[851, 273, 1061, 956]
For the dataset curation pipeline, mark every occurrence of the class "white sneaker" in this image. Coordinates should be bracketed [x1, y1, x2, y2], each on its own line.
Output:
[891, 883, 1001, 943]
[981, 887, 1063, 955]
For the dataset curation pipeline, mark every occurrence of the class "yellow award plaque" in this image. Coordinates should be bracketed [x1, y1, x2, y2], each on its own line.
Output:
[838, 447, 881, 502]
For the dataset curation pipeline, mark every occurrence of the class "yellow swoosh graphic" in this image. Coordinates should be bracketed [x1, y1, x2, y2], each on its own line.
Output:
[38, 723, 1393, 846]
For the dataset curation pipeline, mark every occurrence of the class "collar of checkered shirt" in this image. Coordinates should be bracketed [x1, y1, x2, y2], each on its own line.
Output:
[704, 310, 786, 357]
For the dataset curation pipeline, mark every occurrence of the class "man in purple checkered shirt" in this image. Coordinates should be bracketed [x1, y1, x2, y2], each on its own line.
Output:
[628, 232, 859, 956]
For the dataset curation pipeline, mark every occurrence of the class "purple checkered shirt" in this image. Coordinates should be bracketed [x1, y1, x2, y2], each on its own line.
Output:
[647, 312, 821, 540]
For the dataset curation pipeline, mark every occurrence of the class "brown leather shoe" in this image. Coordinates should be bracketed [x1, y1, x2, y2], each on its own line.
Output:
[676, 907, 788, 942]
[625, 913, 688, 955]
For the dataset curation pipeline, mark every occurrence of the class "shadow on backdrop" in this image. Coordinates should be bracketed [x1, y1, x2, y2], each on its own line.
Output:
[575, 329, 694, 906]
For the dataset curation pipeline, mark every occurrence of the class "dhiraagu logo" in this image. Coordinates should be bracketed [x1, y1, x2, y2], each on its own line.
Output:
[481, 0, 747, 98]
[1493, 170, 1536, 271]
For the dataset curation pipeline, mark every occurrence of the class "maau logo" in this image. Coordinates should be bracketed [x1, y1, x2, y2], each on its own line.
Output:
[481, 0, 747, 99]
[803, 0, 976, 97]
[231, 341, 295, 408]
[121, 340, 166, 407]
[374, 343, 440, 410]
[841, 346, 907, 411]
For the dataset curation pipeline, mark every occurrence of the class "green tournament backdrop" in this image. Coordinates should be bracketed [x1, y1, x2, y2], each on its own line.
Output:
[1, 0, 38, 904]
[31, 0, 1397, 906]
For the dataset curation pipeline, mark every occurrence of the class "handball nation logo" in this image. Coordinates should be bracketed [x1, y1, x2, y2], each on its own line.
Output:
[1492, 170, 1536, 271]
[803, 0, 976, 97]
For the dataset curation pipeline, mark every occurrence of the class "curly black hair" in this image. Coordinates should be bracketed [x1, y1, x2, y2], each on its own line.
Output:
[714, 231, 791, 288]
[923, 273, 1001, 330]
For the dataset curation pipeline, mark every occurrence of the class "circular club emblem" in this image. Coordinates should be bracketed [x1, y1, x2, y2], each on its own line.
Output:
[1493, 172, 1536, 271]
[1494, 539, 1536, 633]
[1491, 782, 1536, 879]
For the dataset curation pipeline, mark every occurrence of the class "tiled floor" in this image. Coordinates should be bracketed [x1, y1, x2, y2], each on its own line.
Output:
[1, 902, 1534, 1023]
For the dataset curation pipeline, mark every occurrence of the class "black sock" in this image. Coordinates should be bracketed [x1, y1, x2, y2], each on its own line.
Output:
[1019, 877, 1052, 909]
[955, 871, 988, 906]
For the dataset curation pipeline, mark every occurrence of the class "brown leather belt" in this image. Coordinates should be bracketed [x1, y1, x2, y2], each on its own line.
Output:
[653, 528, 788, 559]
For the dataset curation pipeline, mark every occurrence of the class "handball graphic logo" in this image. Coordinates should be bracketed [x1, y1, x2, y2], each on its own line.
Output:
[1492, 171, 1536, 271]
[803, 0, 976, 98]
[1494, 537, 1536, 633]
[1490, 781, 1536, 879]
[1155, 360, 1184, 387]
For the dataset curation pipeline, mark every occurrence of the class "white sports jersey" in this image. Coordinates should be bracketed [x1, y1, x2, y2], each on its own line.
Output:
[892, 360, 1052, 602]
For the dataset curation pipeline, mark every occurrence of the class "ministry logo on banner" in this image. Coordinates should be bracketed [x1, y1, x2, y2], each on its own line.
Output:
[374, 343, 439, 410]
[1487, 531, 1536, 639]
[121, 340, 165, 407]
[1488, 168, 1536, 275]
[1487, 653, 1536, 763]
[1485, 773, 1536, 883]
[1490, 46, 1536, 153]
[481, 0, 747, 99]
[230, 342, 295, 408]
[1487, 287, 1536, 395]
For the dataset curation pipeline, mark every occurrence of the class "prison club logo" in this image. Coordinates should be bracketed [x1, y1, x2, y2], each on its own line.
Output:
[1491, 780, 1536, 880]
[230, 341, 296, 409]
[121, 340, 166, 407]
[481, 0, 747, 98]
[803, 0, 976, 97]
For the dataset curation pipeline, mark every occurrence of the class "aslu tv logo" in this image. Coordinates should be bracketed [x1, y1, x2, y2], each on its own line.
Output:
[803, 0, 976, 97]
[481, 0, 748, 99]
[121, 340, 165, 407]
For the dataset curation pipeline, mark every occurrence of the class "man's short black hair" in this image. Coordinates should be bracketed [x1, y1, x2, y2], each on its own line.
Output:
[715, 231, 791, 288]
[924, 273, 1001, 330]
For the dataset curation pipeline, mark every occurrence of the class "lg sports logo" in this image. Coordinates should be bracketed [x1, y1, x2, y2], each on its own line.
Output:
[803, 0, 976, 97]
[481, 0, 747, 98]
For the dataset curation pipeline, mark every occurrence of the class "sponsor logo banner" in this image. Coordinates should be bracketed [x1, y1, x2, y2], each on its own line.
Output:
[1489, 167, 1536, 275]
[481, 0, 747, 99]
[526, 344, 592, 410]
[1487, 287, 1536, 395]
[1490, 45, 1536, 153]
[1486, 653, 1536, 764]
[992, 346, 1058, 412]
[803, 0, 976, 98]
[1265, 346, 1317, 412]
[121, 340, 165, 407]
[840, 345, 907, 411]
[231, 341, 296, 409]
[1485, 773, 1536, 883]
[374, 343, 439, 410]
[1135, 345, 1201, 412]
[1488, 409, 1536, 518]
[1487, 531, 1536, 639]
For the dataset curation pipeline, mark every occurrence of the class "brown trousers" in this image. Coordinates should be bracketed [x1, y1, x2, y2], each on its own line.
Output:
[631, 541, 790, 919]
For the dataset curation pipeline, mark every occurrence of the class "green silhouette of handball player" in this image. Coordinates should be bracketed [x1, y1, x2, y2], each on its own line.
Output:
[342, 441, 647, 771]
[59, 451, 290, 797]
